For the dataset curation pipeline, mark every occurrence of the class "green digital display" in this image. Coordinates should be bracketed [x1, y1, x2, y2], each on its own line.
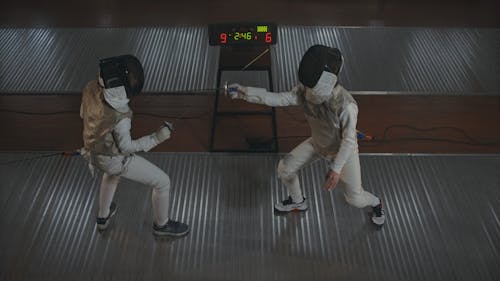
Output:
[257, 25, 268, 33]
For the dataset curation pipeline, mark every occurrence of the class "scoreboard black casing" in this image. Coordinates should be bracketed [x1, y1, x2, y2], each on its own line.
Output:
[208, 23, 278, 46]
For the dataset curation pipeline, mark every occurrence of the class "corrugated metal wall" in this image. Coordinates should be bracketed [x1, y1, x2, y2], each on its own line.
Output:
[271, 27, 500, 94]
[0, 27, 220, 94]
[1, 27, 499, 95]
[0, 152, 499, 281]
[220, 70, 270, 90]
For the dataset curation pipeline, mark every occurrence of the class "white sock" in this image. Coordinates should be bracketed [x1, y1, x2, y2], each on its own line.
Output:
[283, 174, 304, 203]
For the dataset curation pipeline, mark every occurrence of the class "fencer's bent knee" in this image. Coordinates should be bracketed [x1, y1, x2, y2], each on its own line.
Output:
[161, 174, 171, 191]
[344, 192, 368, 208]
[153, 173, 170, 192]
[277, 159, 295, 180]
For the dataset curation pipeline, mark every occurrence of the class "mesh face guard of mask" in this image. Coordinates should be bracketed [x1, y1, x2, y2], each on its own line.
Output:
[99, 54, 144, 98]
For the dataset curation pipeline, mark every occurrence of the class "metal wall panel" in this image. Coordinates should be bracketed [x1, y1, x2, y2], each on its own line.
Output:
[2, 27, 499, 96]
[0, 152, 499, 281]
[0, 27, 220, 94]
[271, 27, 500, 94]
[220, 70, 270, 90]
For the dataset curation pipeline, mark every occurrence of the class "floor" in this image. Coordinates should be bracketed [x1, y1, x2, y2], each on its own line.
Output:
[0, 152, 498, 281]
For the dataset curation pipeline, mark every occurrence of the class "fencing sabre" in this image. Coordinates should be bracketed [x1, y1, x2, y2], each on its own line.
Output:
[162, 47, 270, 128]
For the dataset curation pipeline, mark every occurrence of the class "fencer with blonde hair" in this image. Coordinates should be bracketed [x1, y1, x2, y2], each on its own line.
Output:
[80, 55, 189, 236]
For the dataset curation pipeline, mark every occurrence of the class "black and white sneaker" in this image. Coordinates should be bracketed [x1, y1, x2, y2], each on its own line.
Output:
[153, 220, 190, 237]
[372, 201, 386, 226]
[96, 202, 117, 231]
[274, 196, 308, 212]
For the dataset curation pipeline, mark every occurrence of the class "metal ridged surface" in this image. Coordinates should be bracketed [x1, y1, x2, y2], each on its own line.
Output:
[0, 27, 219, 94]
[220, 70, 270, 89]
[0, 152, 499, 281]
[271, 26, 500, 94]
[2, 27, 500, 95]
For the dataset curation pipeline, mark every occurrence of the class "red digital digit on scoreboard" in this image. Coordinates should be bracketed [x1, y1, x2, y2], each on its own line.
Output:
[220, 33, 227, 44]
[265, 32, 272, 43]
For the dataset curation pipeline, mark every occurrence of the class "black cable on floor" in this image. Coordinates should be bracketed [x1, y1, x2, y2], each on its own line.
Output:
[2, 109, 500, 150]
[0, 109, 77, 115]
[0, 152, 64, 166]
[372, 124, 500, 146]
[277, 109, 500, 146]
[0, 109, 210, 120]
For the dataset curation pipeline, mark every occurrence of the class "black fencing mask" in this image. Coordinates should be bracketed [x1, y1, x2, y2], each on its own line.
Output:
[99, 54, 144, 98]
[298, 45, 343, 88]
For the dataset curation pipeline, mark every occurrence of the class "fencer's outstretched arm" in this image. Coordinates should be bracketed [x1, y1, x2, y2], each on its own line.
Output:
[113, 118, 169, 154]
[329, 103, 359, 173]
[231, 83, 302, 107]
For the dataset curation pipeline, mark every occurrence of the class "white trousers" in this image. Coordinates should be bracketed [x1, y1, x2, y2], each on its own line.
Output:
[277, 138, 380, 208]
[95, 154, 170, 226]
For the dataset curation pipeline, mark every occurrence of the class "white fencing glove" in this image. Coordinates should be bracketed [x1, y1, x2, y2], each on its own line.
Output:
[154, 124, 171, 144]
[163, 121, 174, 132]
[228, 83, 265, 104]
[228, 83, 248, 99]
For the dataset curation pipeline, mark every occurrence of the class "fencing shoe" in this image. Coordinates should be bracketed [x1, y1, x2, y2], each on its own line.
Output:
[153, 220, 190, 237]
[274, 196, 308, 212]
[372, 201, 386, 226]
[96, 202, 117, 230]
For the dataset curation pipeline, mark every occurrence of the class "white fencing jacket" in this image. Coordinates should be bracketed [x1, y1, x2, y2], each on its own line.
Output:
[243, 84, 358, 173]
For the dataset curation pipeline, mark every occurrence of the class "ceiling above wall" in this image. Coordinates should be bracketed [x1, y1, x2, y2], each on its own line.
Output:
[0, 0, 499, 28]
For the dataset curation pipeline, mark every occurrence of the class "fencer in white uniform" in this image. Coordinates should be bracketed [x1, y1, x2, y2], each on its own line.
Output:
[80, 55, 189, 236]
[230, 45, 385, 225]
